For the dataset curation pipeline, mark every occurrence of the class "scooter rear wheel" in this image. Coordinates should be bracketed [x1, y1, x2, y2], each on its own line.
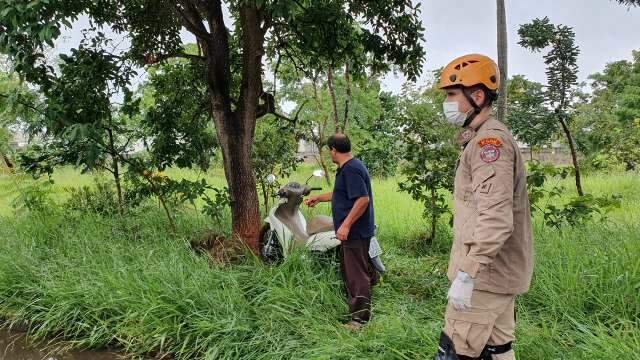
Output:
[258, 224, 283, 264]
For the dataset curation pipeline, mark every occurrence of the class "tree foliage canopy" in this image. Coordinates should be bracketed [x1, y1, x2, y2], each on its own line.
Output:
[505, 75, 556, 149]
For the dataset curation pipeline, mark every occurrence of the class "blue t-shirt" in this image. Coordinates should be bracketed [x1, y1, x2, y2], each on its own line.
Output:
[332, 158, 375, 240]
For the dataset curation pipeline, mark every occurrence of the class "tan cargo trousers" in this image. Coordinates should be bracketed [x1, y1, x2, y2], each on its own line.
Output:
[444, 290, 517, 359]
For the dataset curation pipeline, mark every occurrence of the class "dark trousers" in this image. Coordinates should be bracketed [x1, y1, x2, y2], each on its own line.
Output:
[339, 237, 379, 323]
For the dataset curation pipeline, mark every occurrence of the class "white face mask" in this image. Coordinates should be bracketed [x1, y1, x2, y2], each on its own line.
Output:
[443, 101, 472, 127]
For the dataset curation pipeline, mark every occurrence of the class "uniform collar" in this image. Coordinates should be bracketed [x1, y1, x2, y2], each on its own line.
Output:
[456, 116, 504, 146]
[480, 116, 503, 131]
[456, 127, 477, 146]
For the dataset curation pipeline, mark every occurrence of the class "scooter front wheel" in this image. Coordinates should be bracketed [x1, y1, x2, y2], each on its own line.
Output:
[258, 224, 283, 264]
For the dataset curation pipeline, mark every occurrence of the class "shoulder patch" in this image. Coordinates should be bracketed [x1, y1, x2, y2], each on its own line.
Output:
[478, 137, 502, 147]
[480, 144, 500, 163]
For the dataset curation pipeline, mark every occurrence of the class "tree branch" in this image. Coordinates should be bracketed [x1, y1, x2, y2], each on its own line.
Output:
[203, 0, 226, 40]
[275, 100, 308, 126]
[117, 132, 138, 154]
[0, 93, 46, 116]
[280, 43, 314, 80]
[272, 50, 282, 98]
[343, 61, 351, 131]
[175, 2, 211, 41]
[98, 163, 116, 175]
[292, 0, 308, 11]
[290, 99, 308, 129]
[327, 65, 340, 133]
[262, 12, 273, 35]
[255, 92, 275, 118]
[174, 52, 207, 62]
[144, 51, 206, 65]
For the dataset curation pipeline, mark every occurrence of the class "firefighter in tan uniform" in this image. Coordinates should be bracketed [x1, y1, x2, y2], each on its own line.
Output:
[433, 54, 534, 360]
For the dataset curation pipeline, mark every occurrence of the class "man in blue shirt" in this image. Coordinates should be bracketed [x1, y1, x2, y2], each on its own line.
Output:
[305, 133, 378, 330]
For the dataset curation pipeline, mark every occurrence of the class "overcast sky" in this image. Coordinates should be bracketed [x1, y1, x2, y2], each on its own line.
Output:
[381, 0, 640, 91]
[56, 0, 640, 93]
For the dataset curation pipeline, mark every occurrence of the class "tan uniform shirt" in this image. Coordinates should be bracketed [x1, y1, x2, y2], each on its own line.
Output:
[448, 117, 533, 295]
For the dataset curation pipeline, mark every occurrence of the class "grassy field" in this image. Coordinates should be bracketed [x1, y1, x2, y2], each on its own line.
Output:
[0, 166, 638, 359]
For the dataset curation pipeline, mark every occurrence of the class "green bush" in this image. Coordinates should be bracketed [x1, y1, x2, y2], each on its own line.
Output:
[11, 180, 56, 214]
[62, 178, 120, 216]
[527, 161, 622, 228]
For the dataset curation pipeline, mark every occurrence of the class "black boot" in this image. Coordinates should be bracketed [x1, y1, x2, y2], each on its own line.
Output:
[478, 342, 513, 360]
[434, 332, 460, 360]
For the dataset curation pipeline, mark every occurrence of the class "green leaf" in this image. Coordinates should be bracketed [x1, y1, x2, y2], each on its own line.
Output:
[0, 7, 12, 18]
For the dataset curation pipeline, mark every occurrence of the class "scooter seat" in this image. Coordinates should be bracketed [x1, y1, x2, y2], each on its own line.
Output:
[307, 215, 334, 235]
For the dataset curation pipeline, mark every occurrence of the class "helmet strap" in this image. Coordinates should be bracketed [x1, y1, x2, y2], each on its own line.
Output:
[462, 88, 483, 128]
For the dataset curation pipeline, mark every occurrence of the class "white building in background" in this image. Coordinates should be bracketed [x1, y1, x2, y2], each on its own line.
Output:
[9, 130, 28, 149]
[516, 140, 529, 151]
[297, 139, 318, 159]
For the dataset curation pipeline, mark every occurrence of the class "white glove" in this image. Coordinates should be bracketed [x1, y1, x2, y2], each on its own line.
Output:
[447, 271, 475, 311]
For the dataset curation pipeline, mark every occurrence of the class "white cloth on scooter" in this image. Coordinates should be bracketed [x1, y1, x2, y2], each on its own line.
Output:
[368, 237, 383, 258]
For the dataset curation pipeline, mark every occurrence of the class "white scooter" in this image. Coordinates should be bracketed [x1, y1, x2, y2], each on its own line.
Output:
[258, 170, 385, 273]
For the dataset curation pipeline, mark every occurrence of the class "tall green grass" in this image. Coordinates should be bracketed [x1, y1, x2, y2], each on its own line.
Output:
[0, 168, 638, 359]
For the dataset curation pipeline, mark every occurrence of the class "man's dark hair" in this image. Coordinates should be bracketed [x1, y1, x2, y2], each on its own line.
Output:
[327, 133, 351, 153]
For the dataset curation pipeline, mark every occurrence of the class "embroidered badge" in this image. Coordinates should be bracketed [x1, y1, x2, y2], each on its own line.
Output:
[480, 144, 500, 163]
[478, 137, 502, 147]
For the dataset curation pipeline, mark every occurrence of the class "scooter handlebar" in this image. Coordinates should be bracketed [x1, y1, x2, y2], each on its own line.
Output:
[309, 187, 322, 191]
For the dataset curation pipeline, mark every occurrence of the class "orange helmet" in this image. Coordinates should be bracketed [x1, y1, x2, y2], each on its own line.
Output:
[438, 54, 500, 91]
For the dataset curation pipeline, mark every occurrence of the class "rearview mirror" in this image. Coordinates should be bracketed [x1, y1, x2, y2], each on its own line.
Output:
[266, 174, 277, 184]
[312, 169, 325, 178]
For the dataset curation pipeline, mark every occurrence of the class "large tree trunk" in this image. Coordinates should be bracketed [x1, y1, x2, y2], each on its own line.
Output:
[200, 4, 264, 251]
[496, 0, 508, 122]
[176, 2, 267, 250]
[559, 116, 584, 196]
[214, 114, 261, 250]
